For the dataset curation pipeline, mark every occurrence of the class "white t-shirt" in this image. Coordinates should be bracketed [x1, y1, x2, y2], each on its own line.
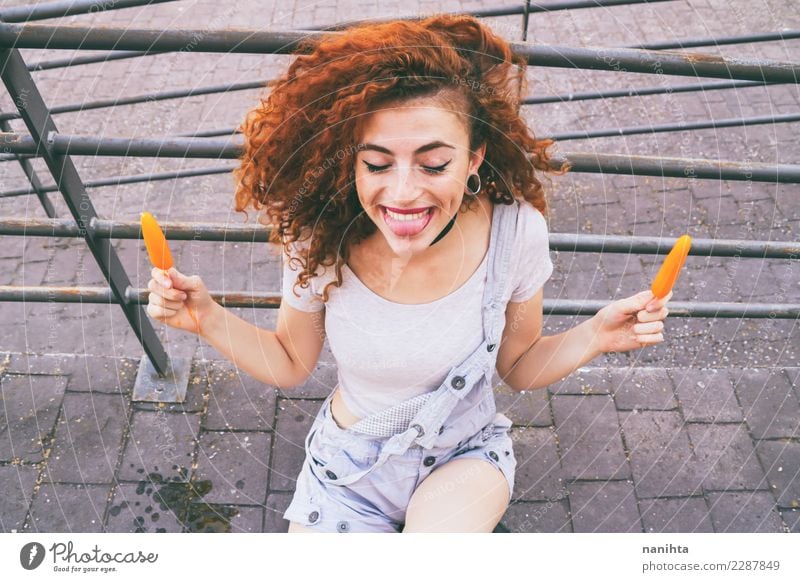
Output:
[280, 199, 554, 417]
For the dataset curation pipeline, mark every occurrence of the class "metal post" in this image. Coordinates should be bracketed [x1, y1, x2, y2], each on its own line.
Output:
[0, 47, 188, 402]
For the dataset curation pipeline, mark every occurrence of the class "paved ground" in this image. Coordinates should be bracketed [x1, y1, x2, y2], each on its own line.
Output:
[0, 0, 798, 533]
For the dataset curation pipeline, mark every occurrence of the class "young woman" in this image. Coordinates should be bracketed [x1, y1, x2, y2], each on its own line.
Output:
[146, 14, 672, 533]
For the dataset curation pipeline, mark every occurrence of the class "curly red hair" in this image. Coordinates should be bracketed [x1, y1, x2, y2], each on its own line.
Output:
[233, 13, 566, 304]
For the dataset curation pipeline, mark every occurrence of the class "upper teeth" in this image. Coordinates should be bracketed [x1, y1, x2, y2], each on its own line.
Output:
[385, 208, 429, 221]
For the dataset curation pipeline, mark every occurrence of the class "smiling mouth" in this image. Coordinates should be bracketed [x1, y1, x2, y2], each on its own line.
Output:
[380, 205, 435, 237]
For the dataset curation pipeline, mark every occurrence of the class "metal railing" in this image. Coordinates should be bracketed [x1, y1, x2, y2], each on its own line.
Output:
[1, 0, 797, 401]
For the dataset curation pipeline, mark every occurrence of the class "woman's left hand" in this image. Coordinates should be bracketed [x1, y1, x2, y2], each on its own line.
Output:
[589, 289, 673, 354]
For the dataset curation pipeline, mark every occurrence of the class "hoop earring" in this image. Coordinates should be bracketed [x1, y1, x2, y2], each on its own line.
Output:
[465, 173, 482, 196]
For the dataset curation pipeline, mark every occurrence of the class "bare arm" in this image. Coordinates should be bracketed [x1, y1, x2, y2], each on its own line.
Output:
[199, 301, 326, 390]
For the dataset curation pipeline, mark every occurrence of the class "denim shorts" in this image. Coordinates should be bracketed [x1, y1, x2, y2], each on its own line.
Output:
[283, 392, 516, 533]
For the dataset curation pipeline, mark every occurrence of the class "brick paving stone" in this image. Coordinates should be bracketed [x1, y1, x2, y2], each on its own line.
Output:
[0, 465, 38, 532]
[185, 503, 263, 533]
[105, 481, 185, 533]
[686, 424, 769, 492]
[706, 491, 786, 533]
[619, 411, 703, 498]
[43, 392, 129, 484]
[204, 360, 277, 431]
[61, 355, 138, 394]
[118, 411, 200, 482]
[567, 480, 643, 533]
[0, 373, 67, 463]
[26, 483, 109, 533]
[270, 399, 321, 492]
[548, 367, 613, 395]
[194, 432, 270, 505]
[6, 353, 77, 376]
[510, 426, 565, 502]
[668, 368, 743, 423]
[732, 369, 800, 440]
[780, 509, 800, 533]
[638, 497, 714, 533]
[502, 499, 572, 533]
[610, 368, 678, 411]
[494, 383, 551, 427]
[265, 492, 293, 533]
[551, 394, 630, 480]
[753, 440, 800, 509]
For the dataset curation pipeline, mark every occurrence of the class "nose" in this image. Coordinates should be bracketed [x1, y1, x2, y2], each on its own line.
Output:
[385, 163, 421, 204]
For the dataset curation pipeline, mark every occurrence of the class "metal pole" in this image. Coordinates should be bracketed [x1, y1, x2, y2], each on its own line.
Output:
[0, 0, 179, 22]
[547, 112, 800, 141]
[0, 165, 236, 198]
[0, 285, 795, 319]
[0, 47, 170, 378]
[1, 23, 798, 83]
[0, 111, 56, 216]
[2, 217, 798, 260]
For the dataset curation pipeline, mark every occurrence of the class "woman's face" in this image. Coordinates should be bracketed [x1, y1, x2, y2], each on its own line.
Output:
[353, 97, 486, 259]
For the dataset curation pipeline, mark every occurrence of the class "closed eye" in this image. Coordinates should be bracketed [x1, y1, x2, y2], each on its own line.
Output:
[362, 160, 452, 174]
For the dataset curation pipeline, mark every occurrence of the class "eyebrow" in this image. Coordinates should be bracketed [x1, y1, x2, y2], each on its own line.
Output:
[357, 140, 456, 155]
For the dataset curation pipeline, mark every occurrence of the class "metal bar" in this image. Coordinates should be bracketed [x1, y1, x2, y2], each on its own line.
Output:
[0, 79, 270, 122]
[0, 47, 170, 377]
[1, 285, 796, 319]
[0, 165, 235, 198]
[630, 30, 800, 51]
[0, 112, 56, 216]
[27, 50, 163, 72]
[2, 217, 797, 260]
[548, 152, 800, 183]
[3, 131, 798, 182]
[522, 0, 531, 42]
[0, 0, 179, 22]
[1, 23, 798, 83]
[314, 0, 678, 30]
[523, 79, 773, 105]
[18, 1, 676, 73]
[547, 112, 800, 141]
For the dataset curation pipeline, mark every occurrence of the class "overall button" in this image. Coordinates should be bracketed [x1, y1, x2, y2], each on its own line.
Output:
[450, 375, 466, 390]
[438, 426, 445, 435]
[488, 451, 499, 462]
[337, 521, 350, 533]
[308, 511, 319, 524]
[423, 456, 436, 467]
[325, 470, 338, 480]
[487, 343, 496, 352]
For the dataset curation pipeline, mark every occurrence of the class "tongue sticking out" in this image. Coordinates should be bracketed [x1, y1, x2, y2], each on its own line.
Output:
[382, 207, 434, 237]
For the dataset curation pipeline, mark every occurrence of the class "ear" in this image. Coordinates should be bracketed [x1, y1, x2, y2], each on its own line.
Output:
[469, 141, 486, 175]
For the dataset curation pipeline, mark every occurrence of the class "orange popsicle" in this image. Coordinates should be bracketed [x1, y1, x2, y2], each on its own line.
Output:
[651, 234, 692, 299]
[141, 212, 174, 270]
[140, 212, 199, 332]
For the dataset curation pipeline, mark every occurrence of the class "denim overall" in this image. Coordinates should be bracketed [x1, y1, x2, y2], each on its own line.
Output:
[283, 199, 521, 533]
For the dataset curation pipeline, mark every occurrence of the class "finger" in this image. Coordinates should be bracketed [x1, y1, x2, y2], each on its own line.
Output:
[147, 289, 185, 310]
[646, 290, 673, 312]
[636, 333, 664, 344]
[146, 303, 178, 320]
[148, 278, 186, 302]
[637, 306, 669, 323]
[633, 320, 664, 335]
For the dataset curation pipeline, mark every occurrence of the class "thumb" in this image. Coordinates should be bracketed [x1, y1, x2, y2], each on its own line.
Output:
[165, 267, 200, 292]
[617, 289, 655, 315]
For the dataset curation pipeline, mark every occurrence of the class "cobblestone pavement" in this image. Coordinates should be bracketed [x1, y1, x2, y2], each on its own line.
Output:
[0, 0, 797, 533]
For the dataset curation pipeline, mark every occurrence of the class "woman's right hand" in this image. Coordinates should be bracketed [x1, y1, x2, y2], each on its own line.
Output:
[146, 266, 216, 335]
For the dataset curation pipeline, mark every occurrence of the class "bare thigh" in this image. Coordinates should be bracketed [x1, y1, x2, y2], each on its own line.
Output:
[288, 521, 323, 533]
[402, 457, 510, 533]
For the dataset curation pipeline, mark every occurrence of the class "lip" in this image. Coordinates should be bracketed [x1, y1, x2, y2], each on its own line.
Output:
[381, 205, 434, 215]
[380, 205, 435, 237]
